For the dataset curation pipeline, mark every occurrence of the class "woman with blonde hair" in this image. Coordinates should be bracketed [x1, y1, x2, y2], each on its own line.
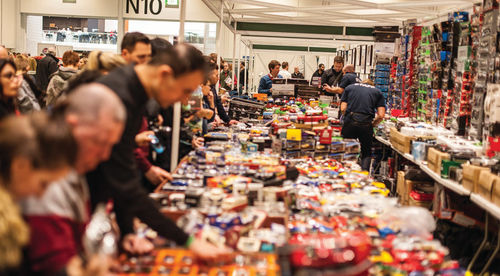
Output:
[85, 51, 126, 74]
[14, 54, 41, 113]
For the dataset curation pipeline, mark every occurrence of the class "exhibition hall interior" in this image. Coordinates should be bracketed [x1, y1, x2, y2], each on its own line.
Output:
[1, 0, 500, 275]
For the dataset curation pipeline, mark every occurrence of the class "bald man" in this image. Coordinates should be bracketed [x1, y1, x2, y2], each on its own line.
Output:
[322, 64, 359, 95]
[0, 46, 9, 59]
[23, 83, 126, 275]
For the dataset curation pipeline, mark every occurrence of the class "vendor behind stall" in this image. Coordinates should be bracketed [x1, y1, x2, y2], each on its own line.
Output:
[258, 60, 282, 96]
[340, 79, 386, 171]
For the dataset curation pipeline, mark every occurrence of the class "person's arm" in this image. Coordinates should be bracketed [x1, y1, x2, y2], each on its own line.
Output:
[134, 147, 152, 173]
[214, 92, 231, 123]
[340, 102, 348, 115]
[373, 107, 386, 126]
[323, 85, 344, 94]
[87, 139, 189, 246]
[258, 77, 271, 94]
[373, 92, 387, 126]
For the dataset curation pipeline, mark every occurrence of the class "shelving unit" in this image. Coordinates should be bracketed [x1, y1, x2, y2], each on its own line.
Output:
[471, 194, 500, 221]
[375, 136, 482, 199]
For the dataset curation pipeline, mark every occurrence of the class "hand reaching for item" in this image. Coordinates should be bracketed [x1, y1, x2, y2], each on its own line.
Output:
[67, 254, 111, 276]
[192, 137, 204, 149]
[145, 166, 173, 186]
[135, 131, 154, 147]
[188, 238, 233, 262]
[122, 234, 154, 255]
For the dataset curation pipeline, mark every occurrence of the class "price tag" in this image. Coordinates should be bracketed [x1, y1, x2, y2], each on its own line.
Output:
[319, 95, 333, 105]
[286, 129, 302, 141]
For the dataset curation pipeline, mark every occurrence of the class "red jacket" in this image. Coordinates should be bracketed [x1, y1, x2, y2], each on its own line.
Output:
[22, 171, 90, 274]
[134, 117, 152, 173]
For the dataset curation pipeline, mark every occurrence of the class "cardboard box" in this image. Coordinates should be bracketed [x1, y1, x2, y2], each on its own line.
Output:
[390, 128, 414, 154]
[427, 147, 450, 174]
[492, 177, 500, 206]
[462, 164, 491, 193]
[477, 171, 500, 201]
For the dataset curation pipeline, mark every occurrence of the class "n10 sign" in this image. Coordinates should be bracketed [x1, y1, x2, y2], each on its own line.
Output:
[125, 0, 179, 16]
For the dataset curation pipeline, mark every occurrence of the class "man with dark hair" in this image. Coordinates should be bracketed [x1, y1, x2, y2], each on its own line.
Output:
[341, 81, 386, 171]
[311, 63, 325, 83]
[321, 56, 344, 93]
[239, 61, 248, 93]
[258, 60, 282, 95]
[121, 32, 151, 65]
[206, 63, 238, 125]
[35, 47, 59, 92]
[279, 61, 291, 79]
[87, 43, 229, 260]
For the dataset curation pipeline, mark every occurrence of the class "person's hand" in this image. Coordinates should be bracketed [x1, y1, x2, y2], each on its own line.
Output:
[135, 131, 154, 147]
[202, 84, 212, 97]
[192, 137, 204, 149]
[67, 254, 111, 276]
[145, 166, 173, 186]
[122, 234, 154, 255]
[188, 238, 233, 262]
[215, 116, 223, 125]
[195, 108, 214, 120]
[157, 115, 164, 126]
[228, 120, 239, 125]
[269, 88, 273, 93]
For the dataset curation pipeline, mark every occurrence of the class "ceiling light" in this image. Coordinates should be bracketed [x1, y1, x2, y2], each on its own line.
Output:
[335, 19, 376, 23]
[342, 9, 400, 15]
[359, 0, 400, 3]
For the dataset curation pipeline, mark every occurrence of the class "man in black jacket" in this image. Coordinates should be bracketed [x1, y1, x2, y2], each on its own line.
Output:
[86, 43, 230, 260]
[311, 63, 325, 83]
[206, 63, 238, 125]
[321, 56, 344, 93]
[35, 47, 59, 92]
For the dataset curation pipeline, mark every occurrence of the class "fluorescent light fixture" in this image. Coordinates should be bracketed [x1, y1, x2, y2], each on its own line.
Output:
[342, 9, 400, 15]
[335, 19, 376, 23]
[359, 0, 400, 3]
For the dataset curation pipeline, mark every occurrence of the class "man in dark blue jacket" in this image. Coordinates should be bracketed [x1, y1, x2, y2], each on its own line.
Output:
[341, 80, 386, 171]
[323, 64, 359, 95]
[258, 60, 282, 95]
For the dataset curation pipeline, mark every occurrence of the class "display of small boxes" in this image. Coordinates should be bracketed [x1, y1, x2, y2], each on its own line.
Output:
[390, 127, 415, 154]
[477, 170, 500, 203]
[461, 164, 491, 193]
[427, 147, 450, 174]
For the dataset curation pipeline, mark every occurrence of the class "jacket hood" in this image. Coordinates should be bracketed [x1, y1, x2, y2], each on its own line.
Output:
[55, 67, 78, 80]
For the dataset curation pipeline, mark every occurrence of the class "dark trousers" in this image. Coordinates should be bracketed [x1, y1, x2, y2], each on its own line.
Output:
[341, 121, 373, 171]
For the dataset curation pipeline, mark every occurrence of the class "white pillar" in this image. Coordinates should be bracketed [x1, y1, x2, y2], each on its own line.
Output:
[249, 43, 254, 96]
[117, 0, 124, 54]
[244, 43, 249, 94]
[231, 21, 237, 91]
[236, 34, 241, 95]
[216, 0, 223, 94]
[170, 0, 187, 171]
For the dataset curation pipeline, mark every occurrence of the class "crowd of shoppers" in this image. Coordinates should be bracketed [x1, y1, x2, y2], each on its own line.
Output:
[0, 33, 235, 275]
